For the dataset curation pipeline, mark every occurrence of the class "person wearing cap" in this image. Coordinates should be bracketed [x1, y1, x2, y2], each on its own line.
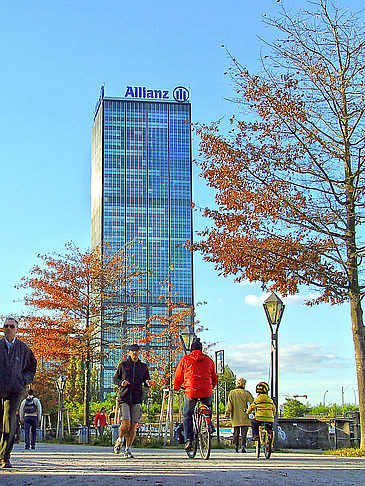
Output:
[225, 378, 253, 452]
[173, 337, 217, 452]
[113, 344, 151, 458]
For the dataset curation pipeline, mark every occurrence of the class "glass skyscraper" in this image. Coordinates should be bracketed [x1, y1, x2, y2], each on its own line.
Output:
[91, 86, 194, 396]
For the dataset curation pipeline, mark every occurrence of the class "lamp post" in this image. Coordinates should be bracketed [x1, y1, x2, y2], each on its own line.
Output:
[341, 385, 351, 416]
[55, 375, 67, 443]
[215, 350, 225, 444]
[323, 390, 328, 407]
[352, 387, 357, 406]
[180, 326, 195, 355]
[263, 292, 285, 446]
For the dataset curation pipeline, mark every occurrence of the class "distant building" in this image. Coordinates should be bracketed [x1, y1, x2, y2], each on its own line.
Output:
[91, 85, 194, 396]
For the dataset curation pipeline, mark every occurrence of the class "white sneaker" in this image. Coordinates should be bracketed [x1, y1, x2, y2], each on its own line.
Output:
[124, 448, 134, 458]
[114, 437, 123, 454]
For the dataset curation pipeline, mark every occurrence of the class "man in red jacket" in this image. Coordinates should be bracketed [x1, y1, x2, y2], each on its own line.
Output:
[173, 337, 217, 451]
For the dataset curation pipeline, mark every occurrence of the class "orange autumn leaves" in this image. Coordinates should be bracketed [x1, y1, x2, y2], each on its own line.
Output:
[17, 242, 143, 366]
[17, 243, 194, 387]
[195, 75, 349, 305]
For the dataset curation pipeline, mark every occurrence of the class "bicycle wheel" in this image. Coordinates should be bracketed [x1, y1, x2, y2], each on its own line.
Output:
[264, 432, 272, 459]
[186, 415, 198, 459]
[198, 415, 211, 460]
[186, 436, 198, 458]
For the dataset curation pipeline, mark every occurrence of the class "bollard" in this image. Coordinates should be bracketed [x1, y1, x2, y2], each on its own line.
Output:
[36, 428, 43, 442]
[78, 426, 89, 444]
[111, 424, 119, 444]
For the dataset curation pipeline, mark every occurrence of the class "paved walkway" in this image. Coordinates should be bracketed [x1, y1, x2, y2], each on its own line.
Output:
[0, 443, 364, 485]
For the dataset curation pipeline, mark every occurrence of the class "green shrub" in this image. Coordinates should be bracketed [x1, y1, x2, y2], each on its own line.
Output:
[325, 448, 365, 457]
[283, 399, 311, 418]
[60, 434, 77, 444]
[91, 432, 112, 446]
[134, 436, 166, 448]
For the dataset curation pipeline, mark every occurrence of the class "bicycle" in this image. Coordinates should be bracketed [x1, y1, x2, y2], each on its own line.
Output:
[255, 423, 274, 459]
[186, 402, 212, 460]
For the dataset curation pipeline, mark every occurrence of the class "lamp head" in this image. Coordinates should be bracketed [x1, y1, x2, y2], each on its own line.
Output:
[263, 292, 285, 326]
[180, 326, 195, 354]
[56, 375, 67, 393]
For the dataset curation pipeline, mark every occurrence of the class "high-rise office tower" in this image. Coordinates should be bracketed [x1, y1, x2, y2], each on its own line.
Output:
[91, 86, 193, 396]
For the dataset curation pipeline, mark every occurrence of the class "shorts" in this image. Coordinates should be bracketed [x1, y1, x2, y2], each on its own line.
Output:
[120, 403, 142, 423]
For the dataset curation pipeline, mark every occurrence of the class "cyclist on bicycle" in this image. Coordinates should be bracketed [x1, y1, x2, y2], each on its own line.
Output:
[246, 382, 276, 440]
[173, 337, 217, 452]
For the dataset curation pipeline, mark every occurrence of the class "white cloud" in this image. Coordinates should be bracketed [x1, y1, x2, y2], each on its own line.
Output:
[284, 293, 322, 305]
[217, 297, 224, 303]
[222, 342, 351, 380]
[244, 292, 322, 306]
[244, 293, 269, 306]
[235, 279, 255, 286]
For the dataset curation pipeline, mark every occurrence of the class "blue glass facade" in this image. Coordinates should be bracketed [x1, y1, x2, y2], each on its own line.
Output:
[91, 93, 193, 396]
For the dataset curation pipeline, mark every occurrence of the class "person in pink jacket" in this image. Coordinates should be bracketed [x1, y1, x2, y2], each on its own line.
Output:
[174, 337, 217, 451]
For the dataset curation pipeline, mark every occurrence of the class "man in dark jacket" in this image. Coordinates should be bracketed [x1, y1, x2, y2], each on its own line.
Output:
[174, 337, 217, 451]
[0, 317, 37, 468]
[113, 344, 151, 458]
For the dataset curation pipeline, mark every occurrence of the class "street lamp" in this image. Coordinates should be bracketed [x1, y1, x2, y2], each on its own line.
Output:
[55, 375, 67, 443]
[341, 385, 348, 416]
[323, 390, 328, 407]
[262, 292, 285, 415]
[180, 326, 195, 355]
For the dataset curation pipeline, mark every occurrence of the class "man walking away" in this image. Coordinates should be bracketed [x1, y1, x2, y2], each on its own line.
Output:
[174, 337, 217, 452]
[19, 388, 42, 450]
[113, 344, 151, 458]
[0, 317, 37, 468]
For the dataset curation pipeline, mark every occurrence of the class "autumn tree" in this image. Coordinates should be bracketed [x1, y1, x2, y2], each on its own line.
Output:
[195, 1, 365, 448]
[135, 281, 195, 389]
[31, 364, 61, 425]
[18, 242, 144, 427]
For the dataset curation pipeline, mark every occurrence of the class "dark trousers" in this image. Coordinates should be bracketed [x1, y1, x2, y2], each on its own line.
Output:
[0, 393, 23, 460]
[183, 395, 213, 442]
[251, 418, 273, 438]
[233, 425, 249, 448]
[24, 415, 38, 448]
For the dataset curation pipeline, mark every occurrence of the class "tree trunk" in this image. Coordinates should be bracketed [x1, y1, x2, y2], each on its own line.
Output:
[84, 303, 91, 429]
[83, 359, 91, 428]
[349, 292, 365, 449]
[344, 137, 364, 448]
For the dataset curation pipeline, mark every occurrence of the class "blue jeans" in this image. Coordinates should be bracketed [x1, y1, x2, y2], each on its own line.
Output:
[24, 416, 38, 448]
[183, 395, 213, 442]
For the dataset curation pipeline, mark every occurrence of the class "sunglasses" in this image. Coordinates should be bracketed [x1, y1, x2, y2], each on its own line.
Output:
[4, 324, 16, 329]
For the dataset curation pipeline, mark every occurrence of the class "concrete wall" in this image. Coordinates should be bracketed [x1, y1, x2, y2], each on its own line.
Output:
[277, 417, 357, 449]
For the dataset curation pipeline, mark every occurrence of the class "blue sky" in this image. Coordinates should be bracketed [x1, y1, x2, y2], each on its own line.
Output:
[0, 0, 360, 406]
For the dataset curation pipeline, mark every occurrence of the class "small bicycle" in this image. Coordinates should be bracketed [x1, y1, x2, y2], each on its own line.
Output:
[255, 423, 274, 459]
[186, 402, 212, 460]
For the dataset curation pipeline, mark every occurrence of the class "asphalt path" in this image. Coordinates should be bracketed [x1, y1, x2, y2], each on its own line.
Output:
[0, 443, 364, 485]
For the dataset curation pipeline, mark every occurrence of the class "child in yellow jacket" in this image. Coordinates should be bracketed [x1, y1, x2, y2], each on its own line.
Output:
[247, 382, 276, 440]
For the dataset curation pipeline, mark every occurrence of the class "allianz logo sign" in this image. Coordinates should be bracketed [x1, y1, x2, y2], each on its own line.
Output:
[124, 86, 189, 103]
